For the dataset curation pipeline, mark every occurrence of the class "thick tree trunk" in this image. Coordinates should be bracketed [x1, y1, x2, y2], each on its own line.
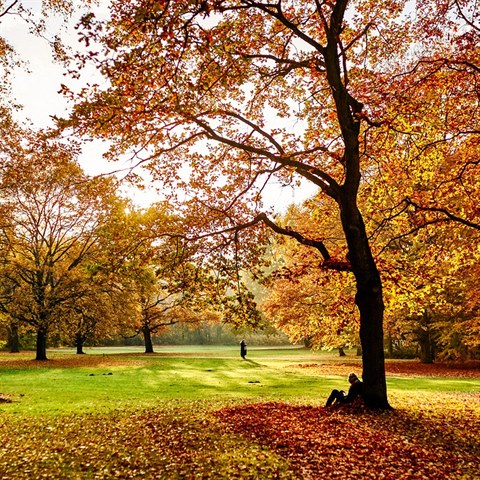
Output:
[419, 337, 435, 364]
[7, 323, 21, 353]
[340, 202, 390, 409]
[320, 4, 390, 409]
[304, 336, 313, 349]
[76, 334, 86, 354]
[35, 327, 48, 361]
[387, 335, 394, 358]
[357, 286, 389, 408]
[338, 347, 346, 357]
[143, 327, 154, 354]
[417, 311, 435, 363]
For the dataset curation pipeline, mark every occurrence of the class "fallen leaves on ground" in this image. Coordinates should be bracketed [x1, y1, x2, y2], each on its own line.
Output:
[214, 394, 480, 479]
[1, 354, 479, 478]
[1, 395, 478, 479]
[0, 402, 294, 480]
[290, 360, 480, 378]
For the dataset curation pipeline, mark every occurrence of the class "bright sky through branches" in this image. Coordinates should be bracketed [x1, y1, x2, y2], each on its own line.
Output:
[2, 0, 317, 210]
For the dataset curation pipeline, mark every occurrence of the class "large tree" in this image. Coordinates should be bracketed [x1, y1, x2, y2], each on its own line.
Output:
[0, 132, 117, 360]
[60, 0, 420, 409]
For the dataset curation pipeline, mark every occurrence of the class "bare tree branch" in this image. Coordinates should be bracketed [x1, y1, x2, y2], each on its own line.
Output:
[0, 0, 18, 19]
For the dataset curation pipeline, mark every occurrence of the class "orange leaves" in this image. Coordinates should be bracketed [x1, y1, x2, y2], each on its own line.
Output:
[215, 399, 480, 479]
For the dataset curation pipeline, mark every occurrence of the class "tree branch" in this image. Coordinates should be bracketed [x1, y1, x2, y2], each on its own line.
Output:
[405, 198, 480, 230]
[0, 0, 18, 19]
[190, 113, 341, 198]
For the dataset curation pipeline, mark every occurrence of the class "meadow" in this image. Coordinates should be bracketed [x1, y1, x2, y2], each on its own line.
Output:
[0, 346, 479, 479]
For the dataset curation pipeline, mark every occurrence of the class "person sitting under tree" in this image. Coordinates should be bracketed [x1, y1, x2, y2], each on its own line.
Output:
[325, 372, 363, 407]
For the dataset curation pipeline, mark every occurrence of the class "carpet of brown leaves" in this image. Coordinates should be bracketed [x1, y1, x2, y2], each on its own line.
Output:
[214, 397, 480, 479]
[2, 397, 478, 479]
[0, 404, 293, 479]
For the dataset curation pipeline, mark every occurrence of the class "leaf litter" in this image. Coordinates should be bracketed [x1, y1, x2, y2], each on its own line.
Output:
[1, 392, 478, 479]
[1, 355, 479, 478]
[214, 393, 480, 479]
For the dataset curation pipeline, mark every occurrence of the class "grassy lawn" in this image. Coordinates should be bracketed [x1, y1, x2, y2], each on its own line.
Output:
[0, 346, 479, 478]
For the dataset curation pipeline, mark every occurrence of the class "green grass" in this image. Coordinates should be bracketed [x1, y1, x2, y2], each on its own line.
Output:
[0, 348, 331, 415]
[0, 346, 479, 479]
[0, 346, 478, 415]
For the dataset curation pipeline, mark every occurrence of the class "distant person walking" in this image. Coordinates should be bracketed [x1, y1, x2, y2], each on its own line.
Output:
[325, 372, 363, 407]
[240, 339, 247, 359]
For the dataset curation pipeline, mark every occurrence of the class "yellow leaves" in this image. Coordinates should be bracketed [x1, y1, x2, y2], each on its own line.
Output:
[0, 404, 294, 479]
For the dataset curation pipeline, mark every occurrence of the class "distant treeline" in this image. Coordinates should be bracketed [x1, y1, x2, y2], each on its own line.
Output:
[1, 322, 291, 351]
[111, 323, 291, 347]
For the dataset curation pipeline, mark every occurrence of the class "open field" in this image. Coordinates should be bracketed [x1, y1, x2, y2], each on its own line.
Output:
[0, 346, 479, 479]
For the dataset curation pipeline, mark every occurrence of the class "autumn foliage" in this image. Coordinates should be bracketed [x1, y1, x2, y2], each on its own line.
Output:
[0, 0, 479, 413]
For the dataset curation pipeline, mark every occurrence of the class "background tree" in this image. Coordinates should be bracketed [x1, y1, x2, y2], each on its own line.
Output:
[0, 132, 118, 360]
[133, 264, 221, 354]
[357, 0, 480, 361]
[378, 223, 480, 362]
[56, 265, 141, 354]
[360, 1, 480, 234]
[261, 203, 359, 353]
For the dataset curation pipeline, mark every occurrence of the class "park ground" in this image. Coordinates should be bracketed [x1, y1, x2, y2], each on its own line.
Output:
[0, 346, 479, 479]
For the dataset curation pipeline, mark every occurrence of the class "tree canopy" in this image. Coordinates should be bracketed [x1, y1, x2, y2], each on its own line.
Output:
[0, 0, 477, 408]
[0, 131, 118, 359]
[55, 0, 480, 407]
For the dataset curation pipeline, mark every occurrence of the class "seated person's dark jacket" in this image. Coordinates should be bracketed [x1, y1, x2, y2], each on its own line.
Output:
[345, 379, 363, 403]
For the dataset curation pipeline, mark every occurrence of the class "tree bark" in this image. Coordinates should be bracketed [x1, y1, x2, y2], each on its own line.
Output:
[358, 287, 389, 408]
[419, 337, 435, 364]
[75, 333, 86, 354]
[304, 336, 313, 349]
[320, 1, 390, 409]
[143, 327, 154, 354]
[7, 322, 20, 353]
[35, 326, 48, 361]
[418, 311, 435, 364]
[340, 202, 390, 409]
[387, 335, 394, 358]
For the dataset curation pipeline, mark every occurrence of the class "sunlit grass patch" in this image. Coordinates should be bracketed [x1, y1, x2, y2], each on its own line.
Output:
[0, 347, 479, 415]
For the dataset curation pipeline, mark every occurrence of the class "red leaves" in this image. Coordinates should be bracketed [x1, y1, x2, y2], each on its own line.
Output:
[322, 257, 352, 272]
[214, 401, 480, 479]
[0, 390, 478, 478]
